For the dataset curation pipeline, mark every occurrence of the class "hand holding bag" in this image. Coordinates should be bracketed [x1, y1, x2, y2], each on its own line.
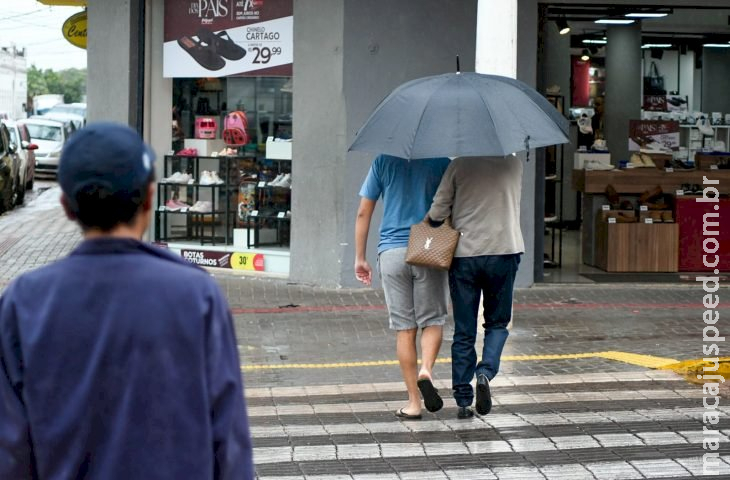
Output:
[405, 216, 460, 270]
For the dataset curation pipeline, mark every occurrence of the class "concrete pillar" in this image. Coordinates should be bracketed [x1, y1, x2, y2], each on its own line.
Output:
[476, 0, 538, 287]
[87, 0, 144, 128]
[605, 23, 642, 165]
[702, 48, 730, 115]
[291, 0, 478, 288]
[476, 0, 517, 77]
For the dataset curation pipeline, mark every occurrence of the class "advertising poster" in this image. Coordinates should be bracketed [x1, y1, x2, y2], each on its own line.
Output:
[181, 249, 265, 271]
[164, 0, 292, 78]
[628, 120, 680, 152]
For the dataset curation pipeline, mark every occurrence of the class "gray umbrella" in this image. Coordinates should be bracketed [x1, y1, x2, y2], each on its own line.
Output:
[349, 72, 569, 159]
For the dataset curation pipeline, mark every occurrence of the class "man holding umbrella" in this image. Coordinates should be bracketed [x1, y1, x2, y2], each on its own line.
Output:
[428, 155, 523, 418]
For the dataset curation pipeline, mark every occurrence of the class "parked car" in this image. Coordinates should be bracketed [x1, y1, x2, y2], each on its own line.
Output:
[0, 123, 21, 213]
[23, 118, 72, 178]
[3, 119, 38, 205]
[44, 103, 86, 130]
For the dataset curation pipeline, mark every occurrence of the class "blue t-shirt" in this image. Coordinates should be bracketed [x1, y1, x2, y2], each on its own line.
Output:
[359, 154, 450, 253]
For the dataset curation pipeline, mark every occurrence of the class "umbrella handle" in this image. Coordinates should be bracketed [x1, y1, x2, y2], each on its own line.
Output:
[456, 55, 460, 74]
[525, 136, 530, 162]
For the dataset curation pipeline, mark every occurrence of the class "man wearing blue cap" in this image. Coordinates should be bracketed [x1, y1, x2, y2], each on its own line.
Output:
[0, 123, 254, 479]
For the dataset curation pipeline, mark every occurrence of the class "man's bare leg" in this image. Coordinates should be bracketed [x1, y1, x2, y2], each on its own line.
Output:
[418, 325, 443, 380]
[396, 328, 421, 415]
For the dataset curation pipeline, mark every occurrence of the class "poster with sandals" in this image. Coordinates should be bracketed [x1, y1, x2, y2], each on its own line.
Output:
[628, 120, 680, 152]
[163, 0, 292, 77]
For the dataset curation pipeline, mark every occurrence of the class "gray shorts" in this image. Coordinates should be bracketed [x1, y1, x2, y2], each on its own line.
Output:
[378, 247, 449, 331]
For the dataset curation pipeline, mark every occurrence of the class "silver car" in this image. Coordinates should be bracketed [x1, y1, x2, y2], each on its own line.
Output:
[3, 120, 38, 205]
[23, 118, 72, 177]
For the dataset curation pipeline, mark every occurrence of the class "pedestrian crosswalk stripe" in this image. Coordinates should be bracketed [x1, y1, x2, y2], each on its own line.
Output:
[245, 371, 683, 398]
[240, 350, 679, 371]
[247, 407, 721, 439]
[255, 457, 730, 479]
[252, 432, 728, 464]
[245, 387, 702, 417]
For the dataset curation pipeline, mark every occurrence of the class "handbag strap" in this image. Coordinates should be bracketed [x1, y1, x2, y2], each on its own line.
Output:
[422, 215, 452, 228]
[649, 61, 660, 78]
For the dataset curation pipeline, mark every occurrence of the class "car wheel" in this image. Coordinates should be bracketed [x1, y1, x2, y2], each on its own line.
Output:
[0, 179, 11, 214]
[15, 175, 25, 206]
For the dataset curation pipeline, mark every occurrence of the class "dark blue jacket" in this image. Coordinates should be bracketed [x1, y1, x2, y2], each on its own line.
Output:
[0, 238, 254, 479]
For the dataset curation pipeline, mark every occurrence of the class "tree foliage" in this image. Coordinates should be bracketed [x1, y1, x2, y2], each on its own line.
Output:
[27, 65, 87, 103]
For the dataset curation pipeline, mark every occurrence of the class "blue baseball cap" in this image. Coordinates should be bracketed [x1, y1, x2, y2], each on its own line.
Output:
[58, 122, 156, 207]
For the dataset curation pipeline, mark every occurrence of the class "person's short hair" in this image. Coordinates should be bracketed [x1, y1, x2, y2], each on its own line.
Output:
[58, 122, 157, 231]
[70, 171, 155, 231]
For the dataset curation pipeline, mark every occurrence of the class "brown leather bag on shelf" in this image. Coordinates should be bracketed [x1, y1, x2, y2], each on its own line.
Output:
[405, 216, 460, 270]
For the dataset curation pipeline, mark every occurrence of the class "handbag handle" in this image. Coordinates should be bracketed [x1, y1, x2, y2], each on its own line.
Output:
[423, 215, 452, 228]
[649, 61, 660, 78]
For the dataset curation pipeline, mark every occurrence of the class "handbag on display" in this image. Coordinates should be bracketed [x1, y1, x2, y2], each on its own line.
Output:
[643, 61, 666, 95]
[405, 216, 460, 270]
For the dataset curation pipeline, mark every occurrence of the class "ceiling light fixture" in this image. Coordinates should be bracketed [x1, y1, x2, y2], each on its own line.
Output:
[642, 44, 672, 49]
[704, 44, 730, 48]
[582, 39, 607, 45]
[595, 19, 636, 25]
[626, 13, 669, 18]
[556, 18, 570, 35]
[581, 49, 591, 61]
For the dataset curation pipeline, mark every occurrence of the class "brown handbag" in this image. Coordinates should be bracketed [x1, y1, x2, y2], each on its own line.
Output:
[405, 216, 460, 270]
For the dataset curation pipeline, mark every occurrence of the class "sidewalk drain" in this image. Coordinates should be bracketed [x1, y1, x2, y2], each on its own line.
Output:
[0, 236, 21, 256]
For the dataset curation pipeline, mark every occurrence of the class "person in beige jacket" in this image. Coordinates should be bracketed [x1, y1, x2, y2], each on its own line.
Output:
[428, 155, 524, 419]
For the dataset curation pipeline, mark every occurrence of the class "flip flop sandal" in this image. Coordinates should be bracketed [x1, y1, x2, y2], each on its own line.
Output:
[197, 27, 247, 61]
[394, 408, 422, 420]
[177, 35, 225, 71]
[417, 378, 444, 413]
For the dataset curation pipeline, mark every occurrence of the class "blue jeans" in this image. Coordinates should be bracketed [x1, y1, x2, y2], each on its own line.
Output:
[449, 254, 521, 407]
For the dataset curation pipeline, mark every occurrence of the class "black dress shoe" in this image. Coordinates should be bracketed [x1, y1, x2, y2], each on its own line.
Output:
[476, 374, 492, 415]
[457, 406, 474, 419]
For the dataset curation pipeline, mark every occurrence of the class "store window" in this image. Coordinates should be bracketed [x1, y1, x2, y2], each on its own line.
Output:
[157, 0, 293, 274]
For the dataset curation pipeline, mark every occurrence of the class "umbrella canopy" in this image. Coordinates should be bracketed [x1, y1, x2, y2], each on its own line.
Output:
[349, 72, 569, 159]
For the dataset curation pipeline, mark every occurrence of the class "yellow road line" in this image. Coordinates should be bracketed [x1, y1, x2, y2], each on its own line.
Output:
[240, 351, 679, 371]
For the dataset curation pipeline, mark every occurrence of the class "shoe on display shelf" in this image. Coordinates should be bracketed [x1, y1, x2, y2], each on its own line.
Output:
[165, 198, 190, 211]
[189, 201, 213, 213]
[161, 172, 194, 184]
[267, 174, 284, 186]
[210, 171, 224, 184]
[272, 173, 291, 188]
[584, 159, 615, 171]
[199, 170, 215, 185]
[175, 148, 198, 157]
[696, 117, 715, 137]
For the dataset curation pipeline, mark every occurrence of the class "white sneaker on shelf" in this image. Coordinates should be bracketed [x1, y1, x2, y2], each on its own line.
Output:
[210, 171, 224, 184]
[584, 160, 615, 171]
[268, 174, 284, 187]
[277, 173, 292, 188]
[199, 171, 215, 185]
[162, 171, 183, 183]
[697, 117, 715, 137]
[189, 201, 213, 213]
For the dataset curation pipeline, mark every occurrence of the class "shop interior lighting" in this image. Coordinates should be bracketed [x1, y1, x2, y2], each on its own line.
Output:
[641, 44, 672, 49]
[625, 13, 669, 18]
[582, 39, 607, 45]
[581, 49, 591, 61]
[556, 18, 571, 35]
[595, 19, 636, 25]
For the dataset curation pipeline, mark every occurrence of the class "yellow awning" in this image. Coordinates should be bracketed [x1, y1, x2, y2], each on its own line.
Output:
[36, 0, 87, 6]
